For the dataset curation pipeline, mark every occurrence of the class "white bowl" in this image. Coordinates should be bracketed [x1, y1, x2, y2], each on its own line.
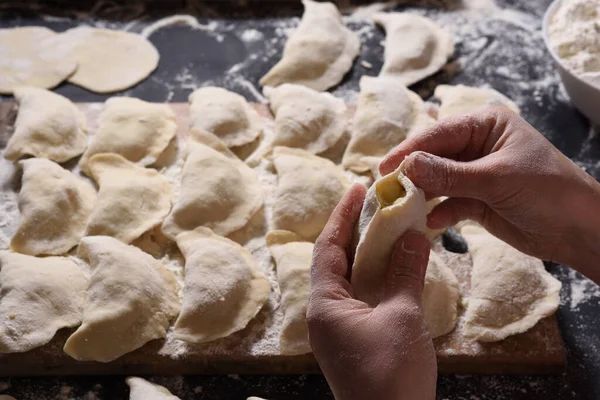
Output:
[543, 0, 600, 125]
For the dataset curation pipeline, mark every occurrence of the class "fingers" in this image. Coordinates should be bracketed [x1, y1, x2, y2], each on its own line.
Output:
[426, 197, 489, 229]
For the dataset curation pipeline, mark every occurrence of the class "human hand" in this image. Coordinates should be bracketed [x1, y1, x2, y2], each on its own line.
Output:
[307, 184, 437, 400]
[380, 107, 600, 282]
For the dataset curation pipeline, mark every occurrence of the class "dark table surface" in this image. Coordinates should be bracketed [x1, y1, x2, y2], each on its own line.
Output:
[1, 0, 600, 399]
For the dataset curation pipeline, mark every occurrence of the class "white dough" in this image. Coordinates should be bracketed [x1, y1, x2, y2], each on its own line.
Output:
[0, 251, 87, 353]
[4, 87, 87, 163]
[126, 377, 181, 400]
[11, 158, 95, 256]
[259, 0, 360, 91]
[64, 236, 180, 362]
[373, 12, 454, 86]
[423, 251, 460, 338]
[434, 84, 520, 119]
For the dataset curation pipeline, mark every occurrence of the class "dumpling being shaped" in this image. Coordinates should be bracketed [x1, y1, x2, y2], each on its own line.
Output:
[259, 0, 360, 91]
[84, 153, 172, 244]
[460, 224, 561, 342]
[126, 377, 181, 400]
[4, 86, 87, 163]
[0, 251, 87, 353]
[172, 227, 270, 344]
[188, 87, 263, 148]
[373, 12, 454, 86]
[63, 236, 180, 362]
[266, 230, 312, 355]
[342, 76, 434, 174]
[423, 251, 460, 338]
[272, 147, 350, 242]
[11, 158, 95, 256]
[162, 132, 263, 240]
[434, 84, 521, 119]
[79, 97, 177, 176]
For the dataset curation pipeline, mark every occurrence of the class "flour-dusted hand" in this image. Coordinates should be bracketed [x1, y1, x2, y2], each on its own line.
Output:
[380, 107, 600, 283]
[307, 184, 437, 400]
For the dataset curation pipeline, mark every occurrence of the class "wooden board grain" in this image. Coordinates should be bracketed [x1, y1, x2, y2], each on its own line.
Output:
[0, 102, 566, 376]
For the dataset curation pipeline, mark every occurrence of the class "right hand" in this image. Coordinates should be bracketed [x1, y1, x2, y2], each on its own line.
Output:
[380, 107, 600, 282]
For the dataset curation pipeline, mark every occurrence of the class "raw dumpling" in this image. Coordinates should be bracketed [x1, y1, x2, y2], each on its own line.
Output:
[79, 97, 177, 176]
[0, 252, 87, 353]
[84, 153, 172, 244]
[162, 134, 263, 239]
[460, 225, 561, 342]
[373, 12, 454, 86]
[126, 377, 181, 400]
[4, 87, 87, 163]
[266, 230, 312, 355]
[423, 251, 460, 338]
[351, 163, 427, 307]
[188, 87, 262, 148]
[434, 84, 521, 119]
[259, 0, 360, 91]
[64, 236, 179, 362]
[342, 76, 434, 174]
[272, 147, 350, 242]
[172, 227, 270, 344]
[11, 158, 95, 256]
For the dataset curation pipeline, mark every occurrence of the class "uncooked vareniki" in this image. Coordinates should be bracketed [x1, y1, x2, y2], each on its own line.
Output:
[434, 84, 520, 119]
[351, 163, 427, 306]
[4, 86, 87, 163]
[172, 227, 270, 344]
[79, 97, 177, 176]
[423, 251, 460, 338]
[266, 230, 312, 355]
[64, 236, 179, 362]
[84, 153, 172, 244]
[342, 76, 434, 174]
[188, 87, 263, 148]
[373, 12, 453, 86]
[460, 225, 561, 342]
[259, 0, 360, 91]
[0, 251, 87, 353]
[126, 377, 181, 400]
[272, 147, 350, 242]
[11, 158, 95, 256]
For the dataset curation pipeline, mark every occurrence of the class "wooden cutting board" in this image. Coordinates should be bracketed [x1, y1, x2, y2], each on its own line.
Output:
[0, 102, 566, 376]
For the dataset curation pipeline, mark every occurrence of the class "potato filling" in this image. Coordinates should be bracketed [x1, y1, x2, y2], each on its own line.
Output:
[375, 177, 406, 208]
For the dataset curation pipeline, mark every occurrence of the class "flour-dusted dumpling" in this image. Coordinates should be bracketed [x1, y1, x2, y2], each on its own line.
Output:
[4, 87, 87, 163]
[162, 134, 263, 239]
[373, 12, 454, 86]
[79, 97, 177, 176]
[259, 0, 360, 91]
[126, 377, 181, 400]
[84, 154, 172, 244]
[0, 251, 87, 353]
[272, 147, 351, 242]
[11, 158, 95, 256]
[64, 236, 179, 362]
[423, 251, 460, 338]
[172, 227, 270, 344]
[342, 76, 434, 174]
[188, 87, 262, 148]
[351, 163, 428, 306]
[460, 225, 561, 342]
[266, 230, 312, 355]
[434, 84, 521, 119]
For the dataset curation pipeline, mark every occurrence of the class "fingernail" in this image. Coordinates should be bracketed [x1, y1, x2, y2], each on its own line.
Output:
[403, 152, 433, 183]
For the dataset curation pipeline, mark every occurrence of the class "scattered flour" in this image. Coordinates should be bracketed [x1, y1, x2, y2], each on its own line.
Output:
[241, 28, 263, 42]
[140, 15, 216, 38]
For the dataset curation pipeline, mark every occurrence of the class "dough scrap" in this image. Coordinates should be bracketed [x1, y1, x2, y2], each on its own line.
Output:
[0, 27, 77, 94]
[423, 251, 460, 338]
[84, 153, 172, 244]
[57, 27, 159, 93]
[79, 97, 177, 176]
[0, 251, 87, 353]
[172, 227, 270, 344]
[4, 86, 87, 163]
[272, 147, 351, 242]
[434, 84, 521, 119]
[259, 0, 360, 91]
[373, 12, 454, 86]
[64, 236, 179, 362]
[460, 224, 562, 342]
[126, 377, 181, 400]
[266, 230, 312, 355]
[342, 76, 434, 174]
[351, 163, 427, 306]
[188, 87, 262, 148]
[11, 158, 95, 256]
